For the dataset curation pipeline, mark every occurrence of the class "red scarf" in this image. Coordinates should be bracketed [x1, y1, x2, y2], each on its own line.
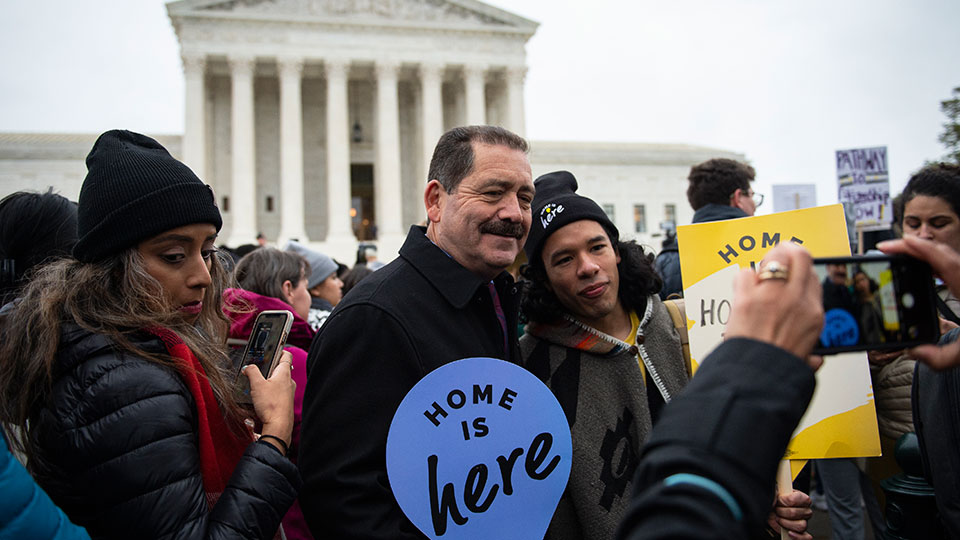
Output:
[143, 327, 250, 496]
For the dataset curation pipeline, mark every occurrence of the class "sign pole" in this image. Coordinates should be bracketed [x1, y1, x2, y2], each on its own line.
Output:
[776, 460, 792, 540]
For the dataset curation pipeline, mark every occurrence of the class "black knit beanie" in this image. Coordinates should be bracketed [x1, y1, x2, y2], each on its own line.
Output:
[524, 170, 619, 266]
[73, 130, 222, 262]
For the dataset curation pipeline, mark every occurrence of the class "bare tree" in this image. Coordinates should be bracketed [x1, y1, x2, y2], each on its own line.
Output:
[940, 86, 960, 164]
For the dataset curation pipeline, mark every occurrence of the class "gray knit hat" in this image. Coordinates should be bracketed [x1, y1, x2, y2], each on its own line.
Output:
[284, 240, 338, 289]
[73, 130, 222, 262]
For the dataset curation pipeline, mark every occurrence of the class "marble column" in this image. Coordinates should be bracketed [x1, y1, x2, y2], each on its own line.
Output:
[506, 66, 527, 137]
[375, 60, 405, 260]
[182, 53, 207, 180]
[419, 62, 444, 184]
[324, 59, 356, 251]
[227, 54, 257, 247]
[277, 56, 308, 244]
[463, 64, 486, 126]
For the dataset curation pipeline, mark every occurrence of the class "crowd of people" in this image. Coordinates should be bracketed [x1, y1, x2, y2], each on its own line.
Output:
[0, 125, 959, 540]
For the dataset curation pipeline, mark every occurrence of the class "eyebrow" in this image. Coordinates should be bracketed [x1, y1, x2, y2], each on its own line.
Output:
[145, 233, 218, 245]
[479, 178, 533, 193]
[548, 235, 609, 261]
[905, 213, 952, 220]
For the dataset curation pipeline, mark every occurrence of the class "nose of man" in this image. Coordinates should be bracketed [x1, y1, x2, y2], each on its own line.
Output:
[576, 255, 600, 278]
[498, 193, 524, 223]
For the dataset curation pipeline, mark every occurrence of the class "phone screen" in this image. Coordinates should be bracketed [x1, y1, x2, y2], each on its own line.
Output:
[245, 320, 284, 377]
[235, 310, 293, 399]
[812, 256, 939, 354]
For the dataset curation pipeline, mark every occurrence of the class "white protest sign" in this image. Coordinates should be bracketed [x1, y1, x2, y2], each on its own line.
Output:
[836, 146, 891, 231]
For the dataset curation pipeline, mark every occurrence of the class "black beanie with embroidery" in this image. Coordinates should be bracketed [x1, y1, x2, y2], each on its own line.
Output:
[73, 130, 222, 262]
[524, 170, 619, 266]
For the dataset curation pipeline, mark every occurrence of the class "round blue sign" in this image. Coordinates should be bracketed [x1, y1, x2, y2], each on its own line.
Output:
[386, 357, 572, 540]
[820, 308, 860, 347]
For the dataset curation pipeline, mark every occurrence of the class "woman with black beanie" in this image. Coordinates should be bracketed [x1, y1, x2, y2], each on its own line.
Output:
[0, 130, 300, 539]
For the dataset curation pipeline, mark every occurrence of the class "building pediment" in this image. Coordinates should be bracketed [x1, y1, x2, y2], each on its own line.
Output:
[167, 0, 538, 34]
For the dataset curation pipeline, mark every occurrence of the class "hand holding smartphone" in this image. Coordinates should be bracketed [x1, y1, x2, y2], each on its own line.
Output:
[234, 310, 294, 402]
[812, 255, 939, 355]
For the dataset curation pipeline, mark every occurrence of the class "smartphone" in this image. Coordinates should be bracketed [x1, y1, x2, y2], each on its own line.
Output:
[234, 310, 294, 401]
[812, 255, 939, 355]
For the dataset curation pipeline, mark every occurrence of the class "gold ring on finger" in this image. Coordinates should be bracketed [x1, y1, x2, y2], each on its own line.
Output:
[758, 260, 789, 281]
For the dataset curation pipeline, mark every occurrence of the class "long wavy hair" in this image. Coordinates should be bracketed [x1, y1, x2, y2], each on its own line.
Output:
[522, 237, 663, 324]
[0, 247, 241, 472]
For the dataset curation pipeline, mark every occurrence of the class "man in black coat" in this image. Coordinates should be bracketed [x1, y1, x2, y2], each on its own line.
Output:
[655, 158, 762, 299]
[298, 126, 535, 539]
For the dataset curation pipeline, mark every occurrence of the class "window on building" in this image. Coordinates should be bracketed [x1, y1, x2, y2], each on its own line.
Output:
[634, 204, 646, 233]
[222, 196, 230, 212]
[664, 203, 676, 224]
[602, 204, 615, 222]
[266, 196, 274, 212]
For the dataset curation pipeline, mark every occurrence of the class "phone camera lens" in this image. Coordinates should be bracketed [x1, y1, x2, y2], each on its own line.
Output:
[901, 293, 915, 309]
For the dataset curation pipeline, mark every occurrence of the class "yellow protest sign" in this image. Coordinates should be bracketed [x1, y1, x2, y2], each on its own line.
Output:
[677, 204, 880, 459]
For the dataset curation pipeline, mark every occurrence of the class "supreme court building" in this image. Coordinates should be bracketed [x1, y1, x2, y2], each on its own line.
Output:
[0, 0, 743, 262]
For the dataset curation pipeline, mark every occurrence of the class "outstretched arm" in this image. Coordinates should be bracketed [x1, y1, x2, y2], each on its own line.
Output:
[617, 242, 822, 539]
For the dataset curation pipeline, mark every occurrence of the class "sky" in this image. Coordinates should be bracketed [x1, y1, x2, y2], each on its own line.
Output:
[1, 0, 958, 211]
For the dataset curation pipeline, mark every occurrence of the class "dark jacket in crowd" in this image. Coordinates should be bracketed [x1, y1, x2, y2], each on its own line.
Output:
[655, 204, 749, 299]
[616, 338, 816, 539]
[299, 225, 522, 539]
[1, 430, 89, 540]
[30, 325, 301, 539]
[913, 327, 960, 538]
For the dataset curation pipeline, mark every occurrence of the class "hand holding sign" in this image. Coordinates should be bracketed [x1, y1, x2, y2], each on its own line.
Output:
[726, 242, 824, 362]
[386, 357, 572, 540]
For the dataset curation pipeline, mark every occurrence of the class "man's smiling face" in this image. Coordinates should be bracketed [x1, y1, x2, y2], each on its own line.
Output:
[427, 142, 534, 279]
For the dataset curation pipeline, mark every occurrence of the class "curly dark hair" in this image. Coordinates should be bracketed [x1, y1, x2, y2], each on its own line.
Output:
[899, 163, 960, 225]
[686, 158, 755, 210]
[521, 236, 662, 324]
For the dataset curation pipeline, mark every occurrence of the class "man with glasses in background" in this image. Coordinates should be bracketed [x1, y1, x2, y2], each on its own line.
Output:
[655, 158, 763, 299]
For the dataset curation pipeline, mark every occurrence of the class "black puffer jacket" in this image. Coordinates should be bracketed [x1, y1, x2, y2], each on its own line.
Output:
[30, 325, 301, 539]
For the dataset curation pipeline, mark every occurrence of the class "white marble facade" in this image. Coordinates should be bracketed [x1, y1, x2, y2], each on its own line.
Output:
[0, 0, 746, 261]
[169, 0, 535, 260]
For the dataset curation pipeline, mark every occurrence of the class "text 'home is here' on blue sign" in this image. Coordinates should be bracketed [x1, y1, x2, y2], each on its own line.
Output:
[386, 357, 572, 540]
